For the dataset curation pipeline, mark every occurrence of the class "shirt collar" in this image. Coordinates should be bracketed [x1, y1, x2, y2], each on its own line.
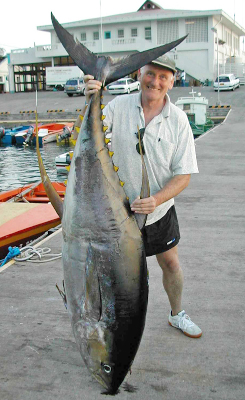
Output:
[136, 92, 171, 119]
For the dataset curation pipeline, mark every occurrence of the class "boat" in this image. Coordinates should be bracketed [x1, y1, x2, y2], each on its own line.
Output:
[0, 202, 61, 260]
[55, 151, 73, 173]
[15, 123, 74, 146]
[175, 88, 214, 138]
[0, 125, 32, 145]
[0, 181, 66, 260]
[0, 181, 66, 203]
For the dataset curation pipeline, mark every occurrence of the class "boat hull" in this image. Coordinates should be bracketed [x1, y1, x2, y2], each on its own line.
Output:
[0, 203, 61, 259]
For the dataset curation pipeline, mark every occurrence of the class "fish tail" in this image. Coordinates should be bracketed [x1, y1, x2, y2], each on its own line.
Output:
[51, 12, 187, 85]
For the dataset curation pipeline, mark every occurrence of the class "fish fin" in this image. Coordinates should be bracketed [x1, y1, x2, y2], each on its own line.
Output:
[107, 36, 187, 85]
[134, 125, 150, 231]
[51, 12, 187, 85]
[36, 120, 63, 219]
[84, 243, 102, 322]
[51, 13, 102, 80]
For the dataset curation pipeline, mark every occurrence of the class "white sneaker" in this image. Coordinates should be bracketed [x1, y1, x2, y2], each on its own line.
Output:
[168, 310, 202, 338]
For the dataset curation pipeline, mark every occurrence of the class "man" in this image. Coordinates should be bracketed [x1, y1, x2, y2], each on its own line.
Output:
[181, 70, 186, 87]
[83, 55, 202, 338]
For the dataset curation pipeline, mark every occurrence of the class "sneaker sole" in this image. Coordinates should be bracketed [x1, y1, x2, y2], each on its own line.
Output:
[168, 321, 202, 338]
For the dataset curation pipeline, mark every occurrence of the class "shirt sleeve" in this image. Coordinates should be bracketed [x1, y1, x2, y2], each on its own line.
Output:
[171, 112, 199, 175]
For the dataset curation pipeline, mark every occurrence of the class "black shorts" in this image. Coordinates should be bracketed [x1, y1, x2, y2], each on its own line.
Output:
[141, 205, 180, 257]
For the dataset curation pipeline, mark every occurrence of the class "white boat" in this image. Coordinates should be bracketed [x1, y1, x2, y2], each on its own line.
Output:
[55, 151, 73, 173]
[175, 88, 213, 137]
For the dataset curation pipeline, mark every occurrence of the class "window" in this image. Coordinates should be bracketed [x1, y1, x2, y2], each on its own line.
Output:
[185, 17, 208, 43]
[118, 29, 124, 38]
[145, 27, 151, 40]
[157, 20, 179, 44]
[105, 31, 111, 39]
[93, 31, 99, 40]
[81, 33, 86, 41]
[131, 28, 137, 37]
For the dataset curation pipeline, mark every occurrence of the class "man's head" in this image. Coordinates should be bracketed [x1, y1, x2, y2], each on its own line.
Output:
[138, 55, 176, 102]
[149, 55, 176, 75]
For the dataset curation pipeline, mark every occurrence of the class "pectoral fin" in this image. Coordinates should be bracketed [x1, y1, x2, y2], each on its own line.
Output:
[83, 243, 102, 322]
[36, 122, 63, 219]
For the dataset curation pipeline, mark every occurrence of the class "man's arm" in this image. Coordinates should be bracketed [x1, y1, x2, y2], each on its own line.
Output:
[130, 174, 190, 214]
[73, 75, 104, 140]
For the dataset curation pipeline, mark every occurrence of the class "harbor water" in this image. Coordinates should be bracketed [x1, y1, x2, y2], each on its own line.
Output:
[0, 143, 73, 192]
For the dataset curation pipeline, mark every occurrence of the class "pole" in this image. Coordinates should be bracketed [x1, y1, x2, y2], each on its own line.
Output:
[100, 0, 103, 53]
[217, 32, 220, 105]
[211, 18, 222, 106]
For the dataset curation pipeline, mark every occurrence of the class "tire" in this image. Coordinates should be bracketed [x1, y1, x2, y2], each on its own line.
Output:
[127, 88, 130, 94]
[82, 87, 86, 96]
[137, 84, 140, 91]
[232, 86, 235, 91]
[67, 93, 73, 97]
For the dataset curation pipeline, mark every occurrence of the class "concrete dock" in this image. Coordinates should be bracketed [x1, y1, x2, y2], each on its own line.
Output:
[0, 88, 245, 399]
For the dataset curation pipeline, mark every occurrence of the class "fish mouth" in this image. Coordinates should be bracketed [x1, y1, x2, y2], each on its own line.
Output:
[93, 372, 114, 392]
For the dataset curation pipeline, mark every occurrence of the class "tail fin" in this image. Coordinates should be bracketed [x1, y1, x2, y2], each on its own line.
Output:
[35, 119, 63, 219]
[51, 13, 187, 84]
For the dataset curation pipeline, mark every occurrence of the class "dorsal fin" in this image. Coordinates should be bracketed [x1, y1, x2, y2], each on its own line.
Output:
[134, 125, 150, 231]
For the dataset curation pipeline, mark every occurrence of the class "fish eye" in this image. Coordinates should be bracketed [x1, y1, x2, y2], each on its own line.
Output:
[102, 363, 112, 374]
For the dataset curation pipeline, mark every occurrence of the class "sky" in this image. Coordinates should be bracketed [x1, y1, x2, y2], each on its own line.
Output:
[1, 0, 245, 54]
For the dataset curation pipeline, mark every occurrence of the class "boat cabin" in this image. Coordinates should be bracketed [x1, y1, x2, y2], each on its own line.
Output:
[175, 88, 208, 125]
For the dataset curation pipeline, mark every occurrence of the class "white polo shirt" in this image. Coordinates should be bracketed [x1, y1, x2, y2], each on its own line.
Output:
[103, 92, 198, 226]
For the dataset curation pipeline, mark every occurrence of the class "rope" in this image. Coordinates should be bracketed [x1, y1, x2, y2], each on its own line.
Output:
[0, 225, 62, 267]
[14, 246, 62, 263]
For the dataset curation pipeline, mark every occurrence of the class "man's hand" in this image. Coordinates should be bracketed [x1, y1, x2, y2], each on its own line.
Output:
[130, 196, 157, 215]
[84, 75, 104, 103]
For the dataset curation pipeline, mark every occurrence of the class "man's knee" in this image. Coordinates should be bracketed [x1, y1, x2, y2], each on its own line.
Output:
[156, 247, 181, 274]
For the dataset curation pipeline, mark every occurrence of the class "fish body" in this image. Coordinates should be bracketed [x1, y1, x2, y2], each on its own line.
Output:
[62, 91, 148, 392]
[36, 13, 188, 394]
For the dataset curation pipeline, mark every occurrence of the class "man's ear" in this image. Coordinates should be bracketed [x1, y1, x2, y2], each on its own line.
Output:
[138, 68, 142, 81]
[168, 75, 175, 90]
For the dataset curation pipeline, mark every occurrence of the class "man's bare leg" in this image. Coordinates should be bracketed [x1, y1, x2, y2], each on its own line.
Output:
[156, 245, 183, 316]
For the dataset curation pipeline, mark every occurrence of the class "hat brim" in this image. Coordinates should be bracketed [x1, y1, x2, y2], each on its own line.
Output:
[150, 60, 176, 74]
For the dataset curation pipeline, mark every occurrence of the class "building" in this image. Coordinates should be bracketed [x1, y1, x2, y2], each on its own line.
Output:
[7, 1, 245, 92]
[0, 54, 9, 93]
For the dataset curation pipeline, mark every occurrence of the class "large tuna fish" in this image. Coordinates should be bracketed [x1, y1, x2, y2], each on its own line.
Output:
[36, 13, 187, 394]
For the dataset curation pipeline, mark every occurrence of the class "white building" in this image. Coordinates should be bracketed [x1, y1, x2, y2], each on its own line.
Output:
[0, 57, 10, 93]
[7, 0, 245, 92]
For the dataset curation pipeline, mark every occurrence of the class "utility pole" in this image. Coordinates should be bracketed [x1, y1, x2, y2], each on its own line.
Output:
[211, 17, 222, 106]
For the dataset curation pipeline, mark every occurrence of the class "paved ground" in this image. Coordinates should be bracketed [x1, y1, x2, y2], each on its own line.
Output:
[0, 88, 245, 399]
[0, 85, 243, 114]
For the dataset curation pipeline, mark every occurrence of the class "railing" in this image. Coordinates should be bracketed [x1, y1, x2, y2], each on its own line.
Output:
[36, 44, 58, 52]
[80, 41, 96, 47]
[112, 39, 136, 45]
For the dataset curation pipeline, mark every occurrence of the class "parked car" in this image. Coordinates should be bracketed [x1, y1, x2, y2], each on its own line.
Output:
[64, 77, 86, 97]
[213, 74, 240, 91]
[107, 78, 140, 95]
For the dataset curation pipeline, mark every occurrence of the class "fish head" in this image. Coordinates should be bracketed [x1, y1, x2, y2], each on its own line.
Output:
[74, 321, 128, 394]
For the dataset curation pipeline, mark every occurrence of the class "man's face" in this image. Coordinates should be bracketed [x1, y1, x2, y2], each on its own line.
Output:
[138, 64, 174, 102]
